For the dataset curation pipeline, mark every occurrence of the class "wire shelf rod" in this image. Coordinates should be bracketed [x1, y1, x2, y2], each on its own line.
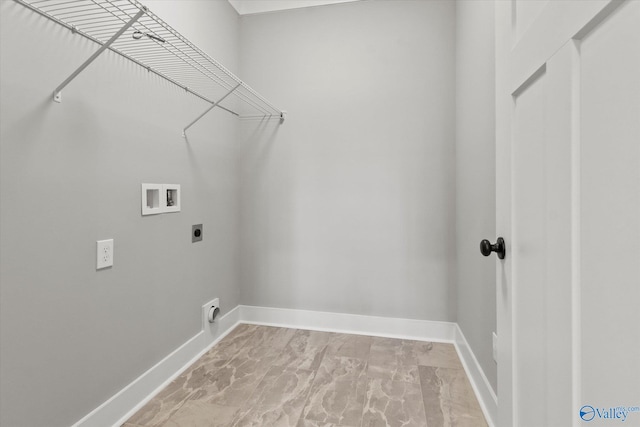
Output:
[46, 6, 102, 16]
[31, 0, 82, 5]
[140, 5, 243, 82]
[234, 88, 274, 114]
[227, 85, 274, 113]
[240, 84, 281, 114]
[54, 10, 116, 21]
[76, 17, 128, 26]
[239, 115, 280, 120]
[58, 11, 128, 21]
[33, 0, 85, 10]
[15, 0, 284, 121]
[83, 26, 133, 35]
[90, 0, 135, 26]
[183, 82, 241, 137]
[123, 27, 235, 93]
[62, 4, 129, 21]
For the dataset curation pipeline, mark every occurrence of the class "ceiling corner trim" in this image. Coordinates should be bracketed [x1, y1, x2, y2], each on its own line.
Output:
[228, 0, 362, 16]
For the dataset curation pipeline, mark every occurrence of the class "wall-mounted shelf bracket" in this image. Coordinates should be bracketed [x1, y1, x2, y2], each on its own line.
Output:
[52, 7, 147, 103]
[183, 83, 242, 137]
[280, 111, 287, 123]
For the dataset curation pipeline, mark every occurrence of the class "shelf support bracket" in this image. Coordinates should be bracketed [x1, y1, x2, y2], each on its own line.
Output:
[53, 7, 147, 103]
[182, 83, 242, 137]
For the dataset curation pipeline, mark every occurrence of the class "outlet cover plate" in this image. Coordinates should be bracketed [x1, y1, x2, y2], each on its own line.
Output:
[97, 239, 114, 269]
[192, 224, 203, 242]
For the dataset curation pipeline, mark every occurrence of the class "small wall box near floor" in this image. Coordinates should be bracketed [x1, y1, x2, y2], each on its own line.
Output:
[15, 0, 286, 135]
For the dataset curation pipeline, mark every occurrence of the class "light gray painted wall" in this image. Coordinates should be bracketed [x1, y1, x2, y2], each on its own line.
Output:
[0, 1, 241, 426]
[238, 1, 456, 321]
[1, 1, 498, 424]
[455, 0, 497, 393]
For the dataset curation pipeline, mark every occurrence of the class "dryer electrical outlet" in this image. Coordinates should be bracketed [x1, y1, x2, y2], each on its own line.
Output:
[202, 298, 220, 330]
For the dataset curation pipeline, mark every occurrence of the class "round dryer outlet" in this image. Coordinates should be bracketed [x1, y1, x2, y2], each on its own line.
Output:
[208, 305, 220, 323]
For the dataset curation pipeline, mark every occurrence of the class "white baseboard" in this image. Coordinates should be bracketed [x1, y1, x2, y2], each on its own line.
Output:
[72, 304, 497, 427]
[239, 305, 457, 342]
[71, 305, 240, 427]
[454, 324, 498, 427]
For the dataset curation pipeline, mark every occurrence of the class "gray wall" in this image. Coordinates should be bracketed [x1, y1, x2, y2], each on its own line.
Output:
[455, 1, 497, 393]
[0, 1, 241, 426]
[238, 0, 457, 321]
[1, 1, 499, 425]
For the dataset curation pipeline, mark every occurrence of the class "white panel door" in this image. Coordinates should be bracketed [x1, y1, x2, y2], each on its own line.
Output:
[495, 1, 640, 426]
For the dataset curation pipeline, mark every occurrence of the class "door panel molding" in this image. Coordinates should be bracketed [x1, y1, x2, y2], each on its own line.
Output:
[509, 0, 620, 95]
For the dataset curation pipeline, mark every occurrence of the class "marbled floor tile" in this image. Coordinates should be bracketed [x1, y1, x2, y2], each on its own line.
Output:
[230, 366, 316, 427]
[273, 329, 334, 371]
[325, 333, 372, 360]
[297, 419, 357, 427]
[301, 356, 368, 425]
[125, 372, 197, 426]
[213, 323, 257, 351]
[415, 342, 462, 369]
[316, 354, 368, 382]
[367, 337, 420, 384]
[418, 366, 487, 427]
[126, 328, 483, 427]
[247, 325, 297, 350]
[223, 323, 257, 341]
[173, 324, 257, 389]
[361, 378, 427, 427]
[193, 343, 282, 407]
[193, 324, 259, 373]
[163, 401, 240, 427]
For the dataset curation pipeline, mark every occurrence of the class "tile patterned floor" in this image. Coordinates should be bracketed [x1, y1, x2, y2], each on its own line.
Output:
[124, 324, 488, 427]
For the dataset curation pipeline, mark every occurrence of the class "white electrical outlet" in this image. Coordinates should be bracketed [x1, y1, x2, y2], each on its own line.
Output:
[492, 332, 498, 363]
[96, 239, 114, 269]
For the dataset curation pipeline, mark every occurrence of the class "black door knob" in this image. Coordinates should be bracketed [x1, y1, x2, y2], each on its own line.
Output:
[480, 237, 506, 259]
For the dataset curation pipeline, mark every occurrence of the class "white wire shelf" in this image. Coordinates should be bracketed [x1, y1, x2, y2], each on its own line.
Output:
[15, 0, 285, 132]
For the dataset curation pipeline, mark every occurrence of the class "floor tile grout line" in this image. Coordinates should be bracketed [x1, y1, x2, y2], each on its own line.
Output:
[185, 324, 259, 378]
[357, 363, 371, 427]
[144, 325, 266, 427]
[293, 334, 369, 426]
[166, 390, 202, 426]
[176, 326, 264, 424]
[359, 339, 374, 427]
[292, 351, 323, 426]
[227, 326, 301, 427]
[417, 365, 431, 427]
[274, 330, 328, 425]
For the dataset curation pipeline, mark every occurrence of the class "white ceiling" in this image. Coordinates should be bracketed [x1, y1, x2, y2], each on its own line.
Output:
[227, 0, 361, 16]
